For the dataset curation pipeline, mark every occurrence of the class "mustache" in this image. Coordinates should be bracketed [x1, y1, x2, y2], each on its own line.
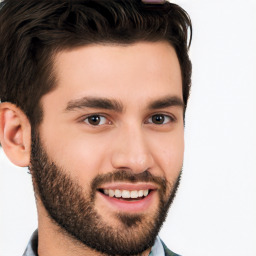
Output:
[91, 169, 168, 194]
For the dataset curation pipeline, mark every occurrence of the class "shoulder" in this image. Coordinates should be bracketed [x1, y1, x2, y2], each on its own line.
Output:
[161, 240, 182, 256]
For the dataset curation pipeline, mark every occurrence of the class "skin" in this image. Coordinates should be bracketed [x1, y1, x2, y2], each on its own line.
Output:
[0, 41, 184, 256]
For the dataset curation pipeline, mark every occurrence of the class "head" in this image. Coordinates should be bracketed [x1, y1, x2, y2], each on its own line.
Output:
[0, 0, 192, 255]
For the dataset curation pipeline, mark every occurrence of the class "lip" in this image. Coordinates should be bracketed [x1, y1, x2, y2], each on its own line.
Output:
[97, 188, 157, 213]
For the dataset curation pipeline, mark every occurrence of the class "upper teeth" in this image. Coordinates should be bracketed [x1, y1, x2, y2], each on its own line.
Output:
[103, 189, 149, 199]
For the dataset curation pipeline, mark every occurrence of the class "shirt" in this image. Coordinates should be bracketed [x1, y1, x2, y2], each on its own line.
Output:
[23, 230, 165, 256]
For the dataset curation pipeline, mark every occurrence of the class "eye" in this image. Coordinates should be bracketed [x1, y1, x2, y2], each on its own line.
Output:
[84, 115, 110, 126]
[147, 114, 174, 125]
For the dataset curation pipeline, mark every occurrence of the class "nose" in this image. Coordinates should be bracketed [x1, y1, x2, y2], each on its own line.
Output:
[111, 126, 154, 174]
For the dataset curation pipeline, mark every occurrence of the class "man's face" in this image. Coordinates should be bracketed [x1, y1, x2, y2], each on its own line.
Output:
[31, 41, 184, 255]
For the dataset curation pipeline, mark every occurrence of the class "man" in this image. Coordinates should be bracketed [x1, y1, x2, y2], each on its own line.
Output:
[0, 0, 192, 255]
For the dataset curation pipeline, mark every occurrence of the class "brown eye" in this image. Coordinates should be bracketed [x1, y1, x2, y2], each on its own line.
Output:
[84, 115, 108, 126]
[148, 114, 173, 125]
[152, 114, 165, 124]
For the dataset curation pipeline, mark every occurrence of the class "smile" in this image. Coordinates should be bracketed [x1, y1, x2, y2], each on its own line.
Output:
[96, 183, 158, 213]
[100, 189, 150, 200]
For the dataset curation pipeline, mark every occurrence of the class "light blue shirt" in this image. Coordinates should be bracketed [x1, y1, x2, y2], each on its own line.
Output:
[149, 236, 165, 256]
[23, 230, 165, 256]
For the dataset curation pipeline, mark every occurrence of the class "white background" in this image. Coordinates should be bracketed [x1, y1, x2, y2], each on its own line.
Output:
[0, 1, 256, 255]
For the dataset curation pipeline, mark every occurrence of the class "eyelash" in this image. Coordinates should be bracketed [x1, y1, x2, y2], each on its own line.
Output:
[82, 113, 176, 127]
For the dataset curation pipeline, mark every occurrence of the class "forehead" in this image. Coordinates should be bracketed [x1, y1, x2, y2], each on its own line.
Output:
[47, 41, 182, 109]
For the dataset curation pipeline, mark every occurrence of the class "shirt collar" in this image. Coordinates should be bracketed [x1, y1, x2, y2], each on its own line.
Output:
[22, 230, 38, 256]
[149, 236, 165, 256]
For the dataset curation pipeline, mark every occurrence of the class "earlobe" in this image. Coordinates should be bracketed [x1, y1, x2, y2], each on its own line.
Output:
[0, 103, 31, 167]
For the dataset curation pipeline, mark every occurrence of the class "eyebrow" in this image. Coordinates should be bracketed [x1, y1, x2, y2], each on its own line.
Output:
[65, 96, 123, 112]
[148, 96, 184, 110]
[65, 95, 184, 113]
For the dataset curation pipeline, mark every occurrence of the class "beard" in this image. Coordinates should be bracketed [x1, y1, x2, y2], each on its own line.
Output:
[29, 131, 181, 256]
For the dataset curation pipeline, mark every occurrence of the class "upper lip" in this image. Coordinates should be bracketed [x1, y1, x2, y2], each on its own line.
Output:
[98, 182, 158, 191]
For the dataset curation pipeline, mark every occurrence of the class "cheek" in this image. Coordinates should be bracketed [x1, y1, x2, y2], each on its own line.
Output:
[150, 130, 184, 181]
[40, 127, 112, 186]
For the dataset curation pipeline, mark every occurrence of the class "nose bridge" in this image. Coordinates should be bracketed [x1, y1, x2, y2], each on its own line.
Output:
[111, 123, 153, 173]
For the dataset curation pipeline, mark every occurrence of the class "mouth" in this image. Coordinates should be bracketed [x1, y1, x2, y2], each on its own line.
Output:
[96, 184, 158, 213]
[98, 188, 153, 201]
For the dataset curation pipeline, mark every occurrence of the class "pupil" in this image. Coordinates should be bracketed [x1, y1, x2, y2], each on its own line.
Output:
[89, 116, 100, 125]
[153, 114, 164, 124]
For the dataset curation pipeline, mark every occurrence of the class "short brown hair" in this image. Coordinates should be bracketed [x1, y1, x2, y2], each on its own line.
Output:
[0, 0, 192, 128]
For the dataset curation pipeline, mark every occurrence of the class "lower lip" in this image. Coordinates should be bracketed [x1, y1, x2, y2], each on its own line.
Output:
[97, 191, 157, 213]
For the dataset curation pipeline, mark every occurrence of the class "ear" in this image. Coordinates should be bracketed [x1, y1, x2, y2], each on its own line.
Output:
[0, 102, 31, 167]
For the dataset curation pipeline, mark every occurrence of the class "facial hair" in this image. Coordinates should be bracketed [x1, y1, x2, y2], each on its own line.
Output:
[30, 131, 181, 256]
